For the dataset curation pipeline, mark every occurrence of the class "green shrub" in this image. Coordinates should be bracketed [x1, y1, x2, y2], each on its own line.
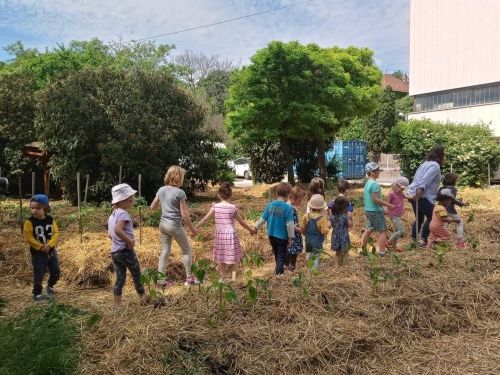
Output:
[396, 120, 500, 186]
[291, 140, 318, 183]
[244, 140, 287, 184]
[0, 303, 82, 375]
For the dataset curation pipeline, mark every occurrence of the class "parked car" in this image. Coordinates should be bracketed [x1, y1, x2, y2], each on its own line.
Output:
[233, 158, 251, 180]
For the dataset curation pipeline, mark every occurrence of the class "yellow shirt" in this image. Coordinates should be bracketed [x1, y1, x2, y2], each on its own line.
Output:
[300, 212, 330, 235]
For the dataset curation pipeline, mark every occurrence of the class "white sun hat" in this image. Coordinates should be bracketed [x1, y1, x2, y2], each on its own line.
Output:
[394, 176, 410, 188]
[111, 183, 137, 204]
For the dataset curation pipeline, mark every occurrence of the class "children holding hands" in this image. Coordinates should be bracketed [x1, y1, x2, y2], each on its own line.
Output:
[427, 188, 461, 248]
[195, 182, 256, 281]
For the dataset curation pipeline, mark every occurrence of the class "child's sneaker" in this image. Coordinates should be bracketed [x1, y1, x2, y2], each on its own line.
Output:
[417, 239, 427, 249]
[156, 279, 174, 289]
[33, 294, 42, 302]
[184, 276, 200, 286]
[378, 251, 387, 257]
[46, 286, 55, 299]
[456, 241, 467, 249]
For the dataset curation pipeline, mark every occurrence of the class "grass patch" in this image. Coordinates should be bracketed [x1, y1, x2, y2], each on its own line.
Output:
[164, 344, 209, 375]
[0, 302, 83, 375]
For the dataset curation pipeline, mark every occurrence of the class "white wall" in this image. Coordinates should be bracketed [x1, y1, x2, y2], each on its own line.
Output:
[410, 0, 500, 96]
[407, 103, 500, 136]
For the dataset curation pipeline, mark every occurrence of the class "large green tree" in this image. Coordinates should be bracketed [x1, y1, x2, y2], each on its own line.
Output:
[36, 68, 220, 202]
[225, 41, 380, 182]
[365, 87, 396, 162]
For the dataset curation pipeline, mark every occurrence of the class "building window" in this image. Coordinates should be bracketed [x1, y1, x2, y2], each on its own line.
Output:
[414, 82, 500, 112]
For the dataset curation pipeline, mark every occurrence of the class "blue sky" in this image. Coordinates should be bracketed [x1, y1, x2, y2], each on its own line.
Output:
[0, 0, 410, 72]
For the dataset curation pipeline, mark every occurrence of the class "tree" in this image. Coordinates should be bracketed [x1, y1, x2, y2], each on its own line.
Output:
[0, 71, 37, 173]
[36, 68, 220, 202]
[392, 70, 409, 83]
[395, 95, 414, 116]
[365, 87, 396, 162]
[226, 41, 381, 183]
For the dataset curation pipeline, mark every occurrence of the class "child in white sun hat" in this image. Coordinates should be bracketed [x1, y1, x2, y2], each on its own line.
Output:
[108, 183, 144, 306]
[300, 194, 330, 270]
[385, 176, 409, 252]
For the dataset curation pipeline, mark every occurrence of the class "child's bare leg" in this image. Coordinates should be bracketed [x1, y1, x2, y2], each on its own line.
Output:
[229, 264, 237, 281]
[335, 252, 341, 267]
[361, 230, 373, 249]
[218, 263, 227, 281]
[114, 295, 122, 305]
[378, 231, 387, 253]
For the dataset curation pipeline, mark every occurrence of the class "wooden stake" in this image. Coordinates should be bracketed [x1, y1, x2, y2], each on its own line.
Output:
[77, 173, 82, 243]
[18, 175, 23, 234]
[84, 174, 89, 204]
[138, 173, 142, 244]
[118, 166, 122, 184]
[47, 172, 50, 198]
[31, 172, 35, 196]
[488, 163, 491, 187]
[415, 198, 420, 246]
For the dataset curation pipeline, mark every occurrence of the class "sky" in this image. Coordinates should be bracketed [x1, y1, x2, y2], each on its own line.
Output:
[0, 0, 410, 72]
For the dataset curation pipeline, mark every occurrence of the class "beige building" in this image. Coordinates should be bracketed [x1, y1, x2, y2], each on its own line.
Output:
[407, 0, 500, 136]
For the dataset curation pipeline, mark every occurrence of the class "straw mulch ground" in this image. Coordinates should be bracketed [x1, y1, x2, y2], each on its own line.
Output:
[0, 184, 499, 375]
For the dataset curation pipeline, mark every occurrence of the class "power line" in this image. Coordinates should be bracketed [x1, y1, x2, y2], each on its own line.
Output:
[134, 0, 315, 41]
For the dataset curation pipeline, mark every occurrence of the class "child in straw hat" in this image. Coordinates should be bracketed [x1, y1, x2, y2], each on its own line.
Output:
[108, 183, 145, 306]
[301, 194, 330, 270]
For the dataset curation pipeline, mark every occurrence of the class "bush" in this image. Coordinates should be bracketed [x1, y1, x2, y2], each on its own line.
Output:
[0, 303, 82, 375]
[244, 140, 287, 184]
[291, 140, 318, 183]
[326, 155, 342, 182]
[36, 68, 222, 202]
[396, 119, 500, 186]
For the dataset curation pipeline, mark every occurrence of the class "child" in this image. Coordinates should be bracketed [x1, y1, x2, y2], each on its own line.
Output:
[386, 177, 410, 252]
[306, 177, 325, 213]
[329, 196, 352, 266]
[150, 166, 198, 287]
[255, 182, 295, 275]
[439, 173, 467, 248]
[428, 188, 461, 248]
[328, 179, 353, 225]
[108, 184, 145, 305]
[195, 182, 256, 281]
[285, 186, 306, 271]
[23, 194, 60, 302]
[361, 162, 395, 256]
[301, 194, 330, 270]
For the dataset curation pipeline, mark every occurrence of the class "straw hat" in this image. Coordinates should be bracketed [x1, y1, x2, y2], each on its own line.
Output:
[308, 194, 326, 210]
[111, 183, 137, 204]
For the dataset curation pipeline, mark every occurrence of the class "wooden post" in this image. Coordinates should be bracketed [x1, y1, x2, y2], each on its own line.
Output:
[46, 172, 50, 198]
[118, 166, 122, 184]
[18, 175, 23, 234]
[31, 172, 35, 196]
[268, 187, 272, 202]
[84, 174, 89, 204]
[488, 163, 491, 187]
[138, 173, 142, 245]
[415, 198, 420, 246]
[450, 163, 453, 173]
[77, 173, 82, 243]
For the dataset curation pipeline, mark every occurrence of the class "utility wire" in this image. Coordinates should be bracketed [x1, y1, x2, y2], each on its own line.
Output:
[134, 0, 314, 41]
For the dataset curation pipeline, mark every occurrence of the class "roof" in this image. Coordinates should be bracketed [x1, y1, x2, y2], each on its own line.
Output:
[382, 74, 409, 93]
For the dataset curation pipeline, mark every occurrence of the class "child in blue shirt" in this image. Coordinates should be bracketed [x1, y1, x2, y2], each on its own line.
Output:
[255, 182, 295, 274]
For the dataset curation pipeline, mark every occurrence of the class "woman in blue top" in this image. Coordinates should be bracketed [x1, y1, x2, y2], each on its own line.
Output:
[406, 145, 445, 247]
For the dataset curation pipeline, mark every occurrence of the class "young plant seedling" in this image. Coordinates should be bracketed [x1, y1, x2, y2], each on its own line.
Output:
[140, 269, 166, 301]
[435, 242, 450, 266]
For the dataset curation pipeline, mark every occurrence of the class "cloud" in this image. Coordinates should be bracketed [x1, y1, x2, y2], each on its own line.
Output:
[0, 0, 410, 71]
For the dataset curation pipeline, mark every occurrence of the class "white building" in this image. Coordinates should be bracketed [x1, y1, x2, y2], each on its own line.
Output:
[407, 0, 500, 137]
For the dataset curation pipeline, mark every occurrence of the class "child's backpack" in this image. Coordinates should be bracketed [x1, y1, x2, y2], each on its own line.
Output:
[305, 215, 324, 253]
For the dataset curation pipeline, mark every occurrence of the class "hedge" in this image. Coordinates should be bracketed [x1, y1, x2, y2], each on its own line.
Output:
[395, 119, 500, 186]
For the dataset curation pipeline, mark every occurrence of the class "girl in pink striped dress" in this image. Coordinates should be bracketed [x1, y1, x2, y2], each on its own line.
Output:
[195, 182, 256, 281]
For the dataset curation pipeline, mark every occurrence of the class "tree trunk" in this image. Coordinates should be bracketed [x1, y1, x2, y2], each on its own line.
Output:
[281, 136, 295, 185]
[317, 139, 327, 181]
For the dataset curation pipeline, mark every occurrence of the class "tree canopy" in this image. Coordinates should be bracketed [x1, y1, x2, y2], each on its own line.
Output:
[225, 41, 381, 182]
[365, 87, 396, 161]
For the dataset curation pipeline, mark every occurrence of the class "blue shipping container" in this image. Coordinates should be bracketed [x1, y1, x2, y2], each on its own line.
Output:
[326, 140, 367, 179]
